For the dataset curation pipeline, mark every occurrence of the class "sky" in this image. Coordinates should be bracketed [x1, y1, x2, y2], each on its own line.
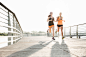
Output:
[0, 0, 86, 32]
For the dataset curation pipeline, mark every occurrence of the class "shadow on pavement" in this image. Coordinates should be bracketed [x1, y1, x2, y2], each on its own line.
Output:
[7, 40, 53, 57]
[51, 40, 71, 57]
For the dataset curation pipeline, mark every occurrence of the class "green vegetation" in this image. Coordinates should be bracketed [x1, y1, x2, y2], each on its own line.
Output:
[0, 33, 8, 36]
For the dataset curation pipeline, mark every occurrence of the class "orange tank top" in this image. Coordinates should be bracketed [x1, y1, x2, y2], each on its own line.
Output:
[57, 16, 63, 25]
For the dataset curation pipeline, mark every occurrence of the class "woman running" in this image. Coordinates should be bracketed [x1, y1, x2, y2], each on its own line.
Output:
[47, 12, 55, 40]
[56, 12, 65, 39]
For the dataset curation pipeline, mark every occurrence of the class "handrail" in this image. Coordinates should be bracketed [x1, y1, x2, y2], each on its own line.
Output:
[64, 23, 86, 28]
[64, 23, 86, 39]
[0, 2, 23, 32]
[0, 2, 23, 48]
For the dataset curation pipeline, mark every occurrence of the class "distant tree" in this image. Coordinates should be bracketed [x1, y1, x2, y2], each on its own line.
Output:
[38, 31, 45, 33]
[31, 31, 37, 34]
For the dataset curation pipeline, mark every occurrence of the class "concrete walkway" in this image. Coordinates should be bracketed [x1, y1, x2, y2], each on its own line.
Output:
[0, 36, 86, 57]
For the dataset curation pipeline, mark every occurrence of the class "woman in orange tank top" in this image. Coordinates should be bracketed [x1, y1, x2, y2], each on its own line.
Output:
[56, 12, 65, 39]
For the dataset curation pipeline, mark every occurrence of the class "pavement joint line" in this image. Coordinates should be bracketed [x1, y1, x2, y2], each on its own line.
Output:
[63, 49, 79, 57]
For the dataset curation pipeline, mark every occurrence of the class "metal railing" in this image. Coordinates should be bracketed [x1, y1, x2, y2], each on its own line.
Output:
[0, 2, 23, 48]
[64, 23, 86, 39]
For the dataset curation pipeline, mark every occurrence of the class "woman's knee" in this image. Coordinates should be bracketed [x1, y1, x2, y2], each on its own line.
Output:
[61, 27, 63, 31]
[49, 28, 51, 33]
[57, 29, 59, 32]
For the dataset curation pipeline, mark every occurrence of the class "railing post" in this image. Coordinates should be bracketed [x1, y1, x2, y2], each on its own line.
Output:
[13, 15, 15, 27]
[8, 11, 11, 36]
[76, 25, 78, 39]
[8, 11, 10, 26]
[70, 26, 72, 38]
[13, 15, 14, 35]
[8, 11, 12, 45]
[13, 14, 15, 44]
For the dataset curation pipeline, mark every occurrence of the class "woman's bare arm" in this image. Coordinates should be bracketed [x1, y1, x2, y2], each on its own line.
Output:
[47, 17, 52, 22]
[62, 17, 65, 22]
[57, 17, 60, 21]
[55, 17, 57, 22]
[53, 17, 56, 22]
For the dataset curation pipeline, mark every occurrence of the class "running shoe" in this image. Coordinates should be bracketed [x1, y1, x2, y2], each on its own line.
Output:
[52, 37, 55, 40]
[62, 36, 64, 39]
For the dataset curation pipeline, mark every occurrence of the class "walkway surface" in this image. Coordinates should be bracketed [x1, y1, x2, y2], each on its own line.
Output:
[0, 36, 86, 57]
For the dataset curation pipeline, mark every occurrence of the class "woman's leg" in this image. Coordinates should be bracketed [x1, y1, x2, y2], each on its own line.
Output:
[57, 26, 60, 36]
[57, 26, 59, 32]
[52, 26, 54, 37]
[49, 27, 51, 33]
[52, 26, 55, 40]
[61, 26, 63, 37]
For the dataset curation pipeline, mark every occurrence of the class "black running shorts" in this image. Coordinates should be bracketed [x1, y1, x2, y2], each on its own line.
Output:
[57, 25, 63, 27]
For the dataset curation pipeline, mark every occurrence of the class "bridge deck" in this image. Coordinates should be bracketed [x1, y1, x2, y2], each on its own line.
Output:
[0, 36, 86, 57]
